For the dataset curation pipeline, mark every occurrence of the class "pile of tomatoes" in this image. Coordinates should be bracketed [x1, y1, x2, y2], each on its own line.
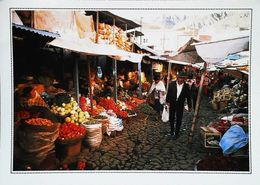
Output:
[25, 118, 54, 126]
[58, 122, 86, 140]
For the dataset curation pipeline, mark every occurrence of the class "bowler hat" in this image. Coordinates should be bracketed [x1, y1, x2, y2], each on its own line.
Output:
[177, 71, 188, 78]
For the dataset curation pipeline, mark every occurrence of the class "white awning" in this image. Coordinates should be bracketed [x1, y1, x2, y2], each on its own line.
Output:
[168, 60, 191, 66]
[193, 35, 249, 64]
[49, 37, 143, 63]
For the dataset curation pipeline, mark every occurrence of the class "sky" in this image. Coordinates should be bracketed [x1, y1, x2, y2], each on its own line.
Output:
[111, 10, 250, 52]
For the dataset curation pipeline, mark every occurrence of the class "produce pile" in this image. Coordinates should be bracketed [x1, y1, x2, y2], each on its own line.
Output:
[209, 120, 231, 135]
[51, 96, 90, 124]
[213, 88, 234, 103]
[18, 110, 31, 119]
[135, 103, 156, 116]
[212, 80, 248, 108]
[231, 114, 248, 126]
[25, 118, 54, 127]
[58, 122, 86, 140]
[97, 23, 132, 51]
[98, 97, 128, 118]
[80, 96, 105, 116]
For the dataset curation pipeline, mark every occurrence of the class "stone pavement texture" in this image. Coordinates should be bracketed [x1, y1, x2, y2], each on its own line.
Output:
[80, 97, 221, 170]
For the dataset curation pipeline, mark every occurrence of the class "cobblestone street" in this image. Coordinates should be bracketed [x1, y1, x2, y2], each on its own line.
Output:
[80, 97, 221, 170]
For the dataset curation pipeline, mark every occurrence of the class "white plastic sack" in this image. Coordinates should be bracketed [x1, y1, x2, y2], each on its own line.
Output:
[161, 105, 169, 122]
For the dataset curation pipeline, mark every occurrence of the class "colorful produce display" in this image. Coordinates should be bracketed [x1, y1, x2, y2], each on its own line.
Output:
[136, 103, 157, 116]
[58, 122, 86, 140]
[77, 160, 86, 170]
[25, 118, 54, 126]
[98, 97, 128, 118]
[209, 120, 231, 135]
[18, 110, 31, 119]
[98, 23, 132, 51]
[51, 97, 90, 124]
[213, 88, 234, 103]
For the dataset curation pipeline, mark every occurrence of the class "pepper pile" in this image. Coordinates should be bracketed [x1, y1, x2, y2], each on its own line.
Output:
[58, 122, 86, 140]
[25, 118, 54, 126]
[98, 97, 128, 118]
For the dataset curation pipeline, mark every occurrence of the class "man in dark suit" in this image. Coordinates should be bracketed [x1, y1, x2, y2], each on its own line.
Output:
[166, 72, 192, 139]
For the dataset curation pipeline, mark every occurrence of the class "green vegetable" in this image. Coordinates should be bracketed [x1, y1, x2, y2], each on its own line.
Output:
[136, 103, 156, 115]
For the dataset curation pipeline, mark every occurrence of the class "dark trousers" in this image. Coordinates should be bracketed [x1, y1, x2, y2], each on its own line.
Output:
[192, 95, 197, 111]
[169, 106, 184, 136]
[154, 99, 163, 114]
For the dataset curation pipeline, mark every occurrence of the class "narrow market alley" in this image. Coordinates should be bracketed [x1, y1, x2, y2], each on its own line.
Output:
[80, 97, 220, 170]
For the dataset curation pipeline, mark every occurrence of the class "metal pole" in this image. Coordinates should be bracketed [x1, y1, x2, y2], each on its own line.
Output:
[113, 59, 118, 102]
[87, 59, 93, 111]
[96, 11, 99, 44]
[189, 62, 207, 143]
[74, 54, 79, 103]
[138, 62, 142, 98]
[112, 17, 118, 102]
[113, 18, 115, 44]
[140, 17, 143, 45]
[166, 62, 172, 91]
[151, 61, 153, 83]
[31, 11, 34, 28]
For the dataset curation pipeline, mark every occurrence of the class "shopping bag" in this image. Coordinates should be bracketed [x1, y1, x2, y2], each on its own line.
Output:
[219, 125, 248, 155]
[161, 105, 169, 122]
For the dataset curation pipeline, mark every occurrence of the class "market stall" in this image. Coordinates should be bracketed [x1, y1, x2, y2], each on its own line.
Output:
[190, 35, 249, 170]
[13, 10, 148, 170]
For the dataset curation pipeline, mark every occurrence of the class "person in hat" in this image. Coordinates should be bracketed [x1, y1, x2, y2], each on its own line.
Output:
[148, 73, 166, 114]
[166, 71, 192, 139]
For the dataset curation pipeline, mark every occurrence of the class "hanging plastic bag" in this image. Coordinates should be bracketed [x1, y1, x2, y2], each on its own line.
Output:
[219, 125, 248, 156]
[161, 105, 169, 122]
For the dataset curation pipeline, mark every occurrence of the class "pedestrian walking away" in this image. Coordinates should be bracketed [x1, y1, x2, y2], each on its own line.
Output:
[166, 71, 192, 139]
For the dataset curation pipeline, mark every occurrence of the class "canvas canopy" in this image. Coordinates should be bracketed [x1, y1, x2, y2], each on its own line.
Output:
[34, 10, 143, 63]
[166, 37, 204, 63]
[193, 35, 249, 64]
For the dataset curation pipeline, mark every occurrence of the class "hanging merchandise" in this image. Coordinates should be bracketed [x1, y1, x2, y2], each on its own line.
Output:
[152, 62, 163, 72]
[97, 66, 103, 78]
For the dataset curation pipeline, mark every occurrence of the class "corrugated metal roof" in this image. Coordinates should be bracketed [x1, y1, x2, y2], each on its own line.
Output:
[134, 42, 159, 56]
[85, 11, 140, 30]
[127, 30, 144, 37]
[12, 23, 60, 38]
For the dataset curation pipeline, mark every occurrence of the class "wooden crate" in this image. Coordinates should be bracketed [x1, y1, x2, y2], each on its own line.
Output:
[200, 126, 221, 149]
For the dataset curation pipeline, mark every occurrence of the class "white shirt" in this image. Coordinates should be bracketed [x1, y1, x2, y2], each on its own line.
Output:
[149, 81, 166, 103]
[176, 82, 184, 100]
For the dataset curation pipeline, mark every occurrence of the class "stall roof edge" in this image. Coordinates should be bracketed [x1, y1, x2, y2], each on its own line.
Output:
[85, 11, 140, 30]
[127, 30, 144, 37]
[12, 23, 60, 38]
[134, 42, 159, 56]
